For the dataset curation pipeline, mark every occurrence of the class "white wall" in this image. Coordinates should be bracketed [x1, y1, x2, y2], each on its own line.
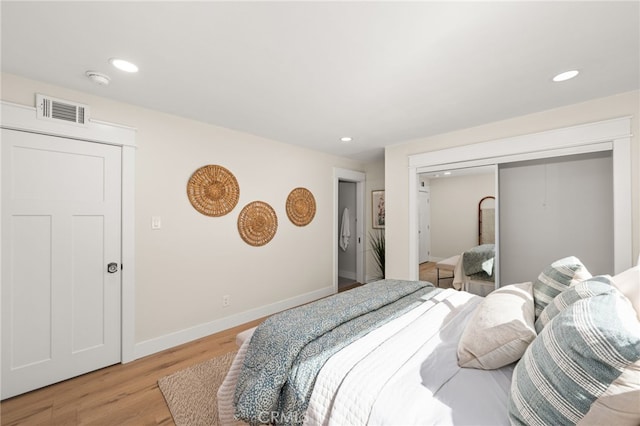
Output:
[427, 171, 495, 259]
[1, 73, 368, 356]
[385, 91, 640, 280]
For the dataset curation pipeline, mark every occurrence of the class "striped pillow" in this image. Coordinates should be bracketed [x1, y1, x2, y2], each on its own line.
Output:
[535, 275, 613, 333]
[509, 290, 640, 426]
[612, 265, 640, 321]
[533, 256, 591, 319]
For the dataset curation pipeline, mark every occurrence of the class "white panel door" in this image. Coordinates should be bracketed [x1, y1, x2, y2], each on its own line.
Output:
[1, 129, 122, 399]
[418, 189, 431, 263]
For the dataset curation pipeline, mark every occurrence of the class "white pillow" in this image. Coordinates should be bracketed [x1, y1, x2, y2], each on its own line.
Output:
[612, 265, 640, 321]
[457, 282, 536, 370]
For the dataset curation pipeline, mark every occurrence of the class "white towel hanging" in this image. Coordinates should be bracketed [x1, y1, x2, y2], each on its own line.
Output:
[340, 207, 350, 251]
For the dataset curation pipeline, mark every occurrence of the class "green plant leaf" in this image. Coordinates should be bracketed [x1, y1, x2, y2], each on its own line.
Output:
[369, 229, 385, 279]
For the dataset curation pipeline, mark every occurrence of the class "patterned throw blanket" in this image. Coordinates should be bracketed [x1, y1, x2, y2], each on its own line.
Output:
[463, 244, 495, 278]
[233, 279, 438, 425]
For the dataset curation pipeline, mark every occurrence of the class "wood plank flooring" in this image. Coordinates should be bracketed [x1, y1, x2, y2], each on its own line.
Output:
[420, 261, 455, 289]
[1, 284, 364, 426]
[0, 318, 263, 426]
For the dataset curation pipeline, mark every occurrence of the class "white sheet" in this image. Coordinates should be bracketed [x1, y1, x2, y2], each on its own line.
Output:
[365, 291, 514, 425]
[305, 291, 455, 425]
[218, 336, 251, 426]
[218, 289, 515, 426]
[306, 289, 514, 426]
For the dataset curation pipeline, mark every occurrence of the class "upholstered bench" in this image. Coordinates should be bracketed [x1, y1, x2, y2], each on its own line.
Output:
[435, 255, 460, 287]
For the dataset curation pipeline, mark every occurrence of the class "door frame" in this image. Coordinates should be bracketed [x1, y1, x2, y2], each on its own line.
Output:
[417, 185, 430, 263]
[333, 168, 365, 291]
[407, 116, 632, 281]
[1, 101, 137, 363]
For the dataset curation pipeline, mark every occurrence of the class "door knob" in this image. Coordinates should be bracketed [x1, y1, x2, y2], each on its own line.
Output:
[107, 262, 119, 273]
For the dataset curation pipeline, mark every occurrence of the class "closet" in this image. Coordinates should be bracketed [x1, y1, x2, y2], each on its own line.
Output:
[499, 151, 614, 284]
[408, 117, 632, 286]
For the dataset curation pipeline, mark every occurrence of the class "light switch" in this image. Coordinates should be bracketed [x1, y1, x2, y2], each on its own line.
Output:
[151, 216, 162, 230]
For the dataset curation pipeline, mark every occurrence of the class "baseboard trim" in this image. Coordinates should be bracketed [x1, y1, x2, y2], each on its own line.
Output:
[365, 274, 383, 283]
[338, 269, 356, 280]
[131, 286, 335, 361]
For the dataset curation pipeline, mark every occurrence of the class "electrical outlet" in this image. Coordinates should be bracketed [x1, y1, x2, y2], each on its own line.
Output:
[151, 216, 162, 230]
[222, 295, 230, 307]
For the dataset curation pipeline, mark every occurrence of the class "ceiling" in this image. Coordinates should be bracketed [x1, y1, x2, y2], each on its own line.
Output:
[2, 1, 639, 162]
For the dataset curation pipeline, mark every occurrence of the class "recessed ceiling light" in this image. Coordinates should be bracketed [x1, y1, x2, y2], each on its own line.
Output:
[552, 70, 579, 82]
[109, 58, 139, 73]
[340, 137, 352, 142]
[443, 171, 452, 176]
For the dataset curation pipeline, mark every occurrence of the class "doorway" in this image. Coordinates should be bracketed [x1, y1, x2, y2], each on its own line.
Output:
[1, 129, 122, 399]
[418, 184, 431, 264]
[1, 99, 137, 398]
[338, 181, 357, 289]
[334, 168, 365, 292]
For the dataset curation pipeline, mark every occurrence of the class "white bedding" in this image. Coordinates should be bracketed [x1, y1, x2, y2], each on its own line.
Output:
[218, 289, 515, 426]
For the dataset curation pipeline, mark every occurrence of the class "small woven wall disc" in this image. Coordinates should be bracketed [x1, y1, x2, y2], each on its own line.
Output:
[237, 201, 278, 246]
[286, 187, 316, 226]
[187, 165, 239, 217]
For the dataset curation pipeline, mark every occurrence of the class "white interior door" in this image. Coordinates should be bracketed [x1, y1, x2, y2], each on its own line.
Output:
[418, 189, 431, 263]
[1, 129, 122, 399]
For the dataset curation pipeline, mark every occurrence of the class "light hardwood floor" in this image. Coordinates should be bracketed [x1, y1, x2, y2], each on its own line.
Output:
[1, 284, 364, 426]
[0, 318, 263, 426]
[420, 261, 461, 290]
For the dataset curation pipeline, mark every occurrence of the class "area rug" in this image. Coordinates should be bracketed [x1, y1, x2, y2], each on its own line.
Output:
[158, 350, 237, 426]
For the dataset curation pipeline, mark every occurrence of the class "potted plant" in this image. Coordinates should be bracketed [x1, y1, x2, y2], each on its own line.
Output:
[369, 229, 385, 279]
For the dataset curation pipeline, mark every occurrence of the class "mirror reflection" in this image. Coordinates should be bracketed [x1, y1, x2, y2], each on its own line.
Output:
[418, 166, 497, 296]
[478, 196, 495, 245]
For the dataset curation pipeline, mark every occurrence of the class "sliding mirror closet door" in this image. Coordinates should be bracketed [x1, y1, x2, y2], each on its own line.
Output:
[499, 151, 614, 284]
[409, 118, 631, 287]
[418, 166, 497, 289]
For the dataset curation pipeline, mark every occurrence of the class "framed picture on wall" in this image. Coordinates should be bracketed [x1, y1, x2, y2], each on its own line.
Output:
[372, 190, 385, 229]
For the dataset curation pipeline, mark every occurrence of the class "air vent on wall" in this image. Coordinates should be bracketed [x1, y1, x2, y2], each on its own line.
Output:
[36, 94, 89, 126]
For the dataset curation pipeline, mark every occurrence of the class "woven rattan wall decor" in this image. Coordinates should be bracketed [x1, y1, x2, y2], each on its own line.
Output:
[286, 187, 316, 226]
[237, 201, 278, 246]
[187, 165, 240, 217]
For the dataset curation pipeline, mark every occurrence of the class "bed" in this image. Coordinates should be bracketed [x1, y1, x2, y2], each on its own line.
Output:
[217, 257, 640, 426]
[435, 243, 496, 296]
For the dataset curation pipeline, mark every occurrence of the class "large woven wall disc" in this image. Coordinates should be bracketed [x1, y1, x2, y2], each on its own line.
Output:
[286, 187, 316, 226]
[187, 165, 239, 217]
[237, 201, 278, 246]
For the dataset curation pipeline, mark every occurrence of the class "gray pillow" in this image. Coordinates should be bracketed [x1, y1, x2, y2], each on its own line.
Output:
[535, 275, 613, 333]
[509, 289, 640, 426]
[532, 256, 591, 320]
